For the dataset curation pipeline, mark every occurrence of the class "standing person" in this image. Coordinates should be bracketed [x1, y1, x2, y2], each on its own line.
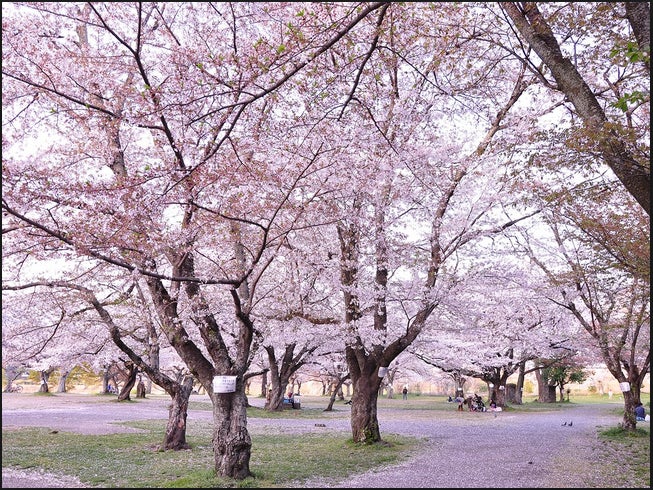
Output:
[402, 387, 408, 400]
[455, 395, 465, 411]
[634, 402, 646, 421]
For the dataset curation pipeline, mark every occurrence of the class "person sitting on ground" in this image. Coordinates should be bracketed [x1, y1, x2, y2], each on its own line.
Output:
[489, 398, 497, 409]
[465, 395, 475, 411]
[475, 395, 486, 412]
[634, 402, 646, 421]
[447, 395, 453, 403]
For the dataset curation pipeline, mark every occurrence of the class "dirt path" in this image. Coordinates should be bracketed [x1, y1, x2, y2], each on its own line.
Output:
[1, 393, 638, 488]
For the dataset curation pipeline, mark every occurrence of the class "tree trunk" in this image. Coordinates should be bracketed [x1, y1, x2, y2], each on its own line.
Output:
[211, 390, 252, 479]
[496, 387, 506, 406]
[136, 378, 147, 398]
[513, 362, 526, 404]
[117, 363, 137, 401]
[543, 385, 556, 403]
[260, 371, 268, 398]
[57, 370, 70, 393]
[350, 373, 383, 443]
[264, 367, 290, 412]
[534, 368, 556, 402]
[3, 366, 21, 392]
[163, 376, 193, 450]
[625, 2, 650, 72]
[324, 374, 350, 412]
[266, 389, 285, 411]
[38, 370, 51, 393]
[506, 383, 518, 404]
[344, 381, 352, 397]
[621, 390, 638, 430]
[101, 370, 111, 394]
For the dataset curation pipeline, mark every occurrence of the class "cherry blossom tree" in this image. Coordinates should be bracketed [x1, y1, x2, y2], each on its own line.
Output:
[1, 285, 117, 387]
[505, 135, 649, 428]
[518, 205, 649, 429]
[244, 224, 345, 411]
[488, 2, 650, 425]
[3, 1, 648, 478]
[304, 10, 542, 439]
[411, 261, 584, 408]
[499, 2, 650, 214]
[2, 1, 394, 478]
[262, 339, 317, 411]
[1, 273, 200, 450]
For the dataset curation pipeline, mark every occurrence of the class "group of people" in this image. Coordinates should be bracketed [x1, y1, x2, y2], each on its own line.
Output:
[451, 393, 501, 412]
[447, 393, 648, 419]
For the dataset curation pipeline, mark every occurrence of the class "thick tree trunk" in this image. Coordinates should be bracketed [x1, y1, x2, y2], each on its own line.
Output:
[3, 366, 21, 392]
[38, 370, 51, 393]
[543, 385, 556, 403]
[260, 371, 268, 398]
[350, 373, 383, 443]
[263, 345, 306, 412]
[266, 389, 285, 411]
[506, 383, 518, 404]
[211, 390, 252, 479]
[534, 369, 556, 403]
[621, 391, 638, 430]
[264, 369, 290, 412]
[496, 387, 506, 406]
[101, 370, 111, 394]
[57, 370, 70, 393]
[163, 376, 193, 450]
[117, 363, 137, 401]
[625, 2, 650, 73]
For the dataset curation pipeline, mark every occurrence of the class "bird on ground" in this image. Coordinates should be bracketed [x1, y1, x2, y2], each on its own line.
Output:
[562, 422, 567, 426]
[568, 421, 573, 426]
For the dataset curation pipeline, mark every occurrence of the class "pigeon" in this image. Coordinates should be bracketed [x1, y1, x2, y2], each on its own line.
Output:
[568, 421, 573, 427]
[562, 421, 567, 426]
